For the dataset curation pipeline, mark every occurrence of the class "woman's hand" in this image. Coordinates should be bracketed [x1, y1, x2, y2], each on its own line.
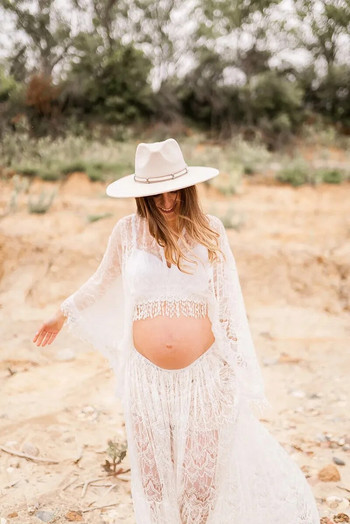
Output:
[32, 310, 66, 347]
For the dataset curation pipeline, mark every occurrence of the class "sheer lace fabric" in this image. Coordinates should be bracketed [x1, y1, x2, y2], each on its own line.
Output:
[126, 215, 211, 322]
[60, 211, 320, 523]
[125, 340, 320, 524]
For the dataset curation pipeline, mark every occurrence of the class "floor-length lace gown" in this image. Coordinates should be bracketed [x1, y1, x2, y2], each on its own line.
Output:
[61, 212, 321, 523]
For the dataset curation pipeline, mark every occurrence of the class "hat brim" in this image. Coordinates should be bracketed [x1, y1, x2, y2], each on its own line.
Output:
[106, 166, 219, 198]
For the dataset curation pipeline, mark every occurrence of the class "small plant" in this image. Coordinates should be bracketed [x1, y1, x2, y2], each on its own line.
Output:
[276, 159, 312, 187]
[243, 165, 255, 175]
[38, 167, 62, 181]
[61, 161, 87, 175]
[102, 438, 128, 476]
[87, 212, 113, 223]
[318, 168, 344, 184]
[28, 189, 57, 213]
[3, 174, 31, 215]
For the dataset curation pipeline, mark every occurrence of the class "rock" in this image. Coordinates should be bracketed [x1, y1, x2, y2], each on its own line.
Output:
[35, 510, 55, 522]
[333, 514, 350, 523]
[100, 510, 120, 523]
[21, 442, 39, 456]
[320, 518, 335, 524]
[65, 510, 83, 521]
[333, 457, 346, 466]
[27, 504, 39, 515]
[326, 496, 349, 511]
[309, 392, 323, 399]
[6, 513, 18, 518]
[316, 433, 328, 442]
[1, 518, 8, 524]
[318, 464, 341, 482]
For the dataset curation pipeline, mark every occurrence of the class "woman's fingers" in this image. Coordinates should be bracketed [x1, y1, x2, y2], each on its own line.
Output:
[33, 328, 50, 347]
[41, 331, 54, 347]
[46, 332, 57, 345]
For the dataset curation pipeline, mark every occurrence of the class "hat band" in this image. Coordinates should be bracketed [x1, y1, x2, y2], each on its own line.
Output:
[134, 166, 188, 184]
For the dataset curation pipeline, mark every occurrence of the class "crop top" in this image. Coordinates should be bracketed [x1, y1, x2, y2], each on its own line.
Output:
[125, 214, 211, 320]
[60, 212, 271, 417]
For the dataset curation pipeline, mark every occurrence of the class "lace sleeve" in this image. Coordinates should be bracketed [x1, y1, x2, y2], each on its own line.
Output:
[209, 214, 271, 417]
[59, 218, 126, 371]
[61, 220, 122, 311]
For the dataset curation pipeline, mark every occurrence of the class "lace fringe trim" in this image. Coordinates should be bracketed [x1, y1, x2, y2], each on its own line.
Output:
[133, 299, 208, 320]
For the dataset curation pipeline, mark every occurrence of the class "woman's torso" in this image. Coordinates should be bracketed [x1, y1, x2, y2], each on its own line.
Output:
[126, 214, 215, 369]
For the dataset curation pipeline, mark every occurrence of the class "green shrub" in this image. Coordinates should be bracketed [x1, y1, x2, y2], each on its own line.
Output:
[318, 168, 344, 184]
[28, 189, 57, 213]
[37, 168, 62, 181]
[87, 212, 113, 223]
[276, 159, 315, 187]
[61, 161, 87, 174]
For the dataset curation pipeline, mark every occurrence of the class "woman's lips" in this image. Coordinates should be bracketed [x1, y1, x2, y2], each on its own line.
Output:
[159, 202, 176, 213]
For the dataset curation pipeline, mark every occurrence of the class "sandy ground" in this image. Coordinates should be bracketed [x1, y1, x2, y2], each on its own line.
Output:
[0, 173, 349, 523]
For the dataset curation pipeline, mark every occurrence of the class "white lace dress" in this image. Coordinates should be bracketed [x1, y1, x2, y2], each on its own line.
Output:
[60, 212, 320, 524]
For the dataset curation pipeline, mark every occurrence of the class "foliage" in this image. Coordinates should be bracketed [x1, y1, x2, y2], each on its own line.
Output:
[1, 0, 350, 142]
[28, 189, 57, 213]
[276, 158, 314, 186]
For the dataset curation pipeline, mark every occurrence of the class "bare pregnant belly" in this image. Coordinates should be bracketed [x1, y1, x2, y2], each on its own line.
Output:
[132, 314, 216, 369]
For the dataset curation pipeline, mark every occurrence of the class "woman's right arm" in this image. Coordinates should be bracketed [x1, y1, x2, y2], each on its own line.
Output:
[33, 218, 124, 348]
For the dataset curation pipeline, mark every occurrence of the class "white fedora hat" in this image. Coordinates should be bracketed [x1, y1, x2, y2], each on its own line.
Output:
[106, 138, 219, 198]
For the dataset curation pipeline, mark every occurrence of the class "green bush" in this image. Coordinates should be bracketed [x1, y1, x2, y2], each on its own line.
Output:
[87, 212, 113, 223]
[28, 189, 57, 213]
[318, 168, 344, 184]
[61, 161, 87, 174]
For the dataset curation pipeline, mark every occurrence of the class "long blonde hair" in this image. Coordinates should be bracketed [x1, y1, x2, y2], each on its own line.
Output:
[135, 185, 225, 273]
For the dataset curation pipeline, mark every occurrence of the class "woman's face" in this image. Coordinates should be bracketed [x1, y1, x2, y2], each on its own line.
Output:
[152, 190, 180, 219]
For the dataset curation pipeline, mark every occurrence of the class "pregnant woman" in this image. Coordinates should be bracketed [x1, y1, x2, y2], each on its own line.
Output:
[33, 138, 320, 523]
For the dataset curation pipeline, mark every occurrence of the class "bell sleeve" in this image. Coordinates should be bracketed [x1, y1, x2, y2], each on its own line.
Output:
[59, 218, 126, 372]
[210, 215, 272, 417]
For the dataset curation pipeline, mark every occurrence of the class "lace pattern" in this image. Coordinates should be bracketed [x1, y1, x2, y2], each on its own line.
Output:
[133, 298, 208, 320]
[124, 341, 320, 524]
[59, 212, 320, 522]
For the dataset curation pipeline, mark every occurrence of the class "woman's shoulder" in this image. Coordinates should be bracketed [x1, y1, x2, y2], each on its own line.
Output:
[112, 212, 136, 230]
[205, 213, 225, 232]
[109, 213, 136, 244]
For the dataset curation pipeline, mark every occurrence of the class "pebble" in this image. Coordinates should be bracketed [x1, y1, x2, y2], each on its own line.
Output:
[318, 464, 341, 482]
[22, 442, 39, 456]
[333, 513, 350, 522]
[27, 504, 39, 515]
[100, 510, 120, 523]
[326, 497, 349, 511]
[35, 510, 55, 522]
[78, 405, 98, 421]
[1, 518, 8, 524]
[333, 457, 346, 466]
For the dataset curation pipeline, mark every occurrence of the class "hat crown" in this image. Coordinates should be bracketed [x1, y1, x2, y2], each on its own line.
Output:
[135, 138, 187, 180]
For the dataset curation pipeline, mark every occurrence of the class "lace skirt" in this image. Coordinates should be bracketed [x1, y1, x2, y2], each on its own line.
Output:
[122, 340, 320, 524]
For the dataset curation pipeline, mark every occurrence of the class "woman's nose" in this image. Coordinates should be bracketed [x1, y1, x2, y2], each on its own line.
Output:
[161, 193, 174, 206]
